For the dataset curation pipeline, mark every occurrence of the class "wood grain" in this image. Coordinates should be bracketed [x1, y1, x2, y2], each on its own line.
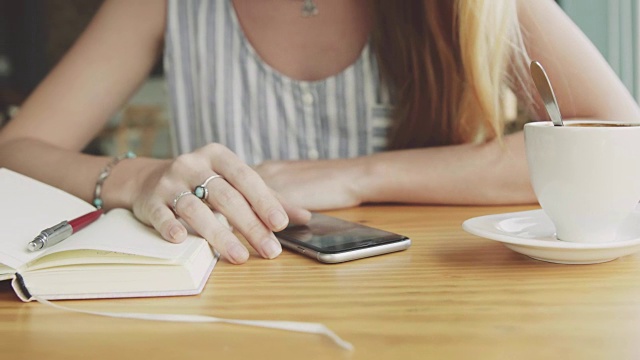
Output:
[2, 205, 640, 360]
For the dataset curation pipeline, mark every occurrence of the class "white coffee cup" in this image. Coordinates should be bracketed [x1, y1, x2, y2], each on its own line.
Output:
[524, 120, 640, 243]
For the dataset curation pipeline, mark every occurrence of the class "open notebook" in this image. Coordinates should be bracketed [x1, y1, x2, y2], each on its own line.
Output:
[0, 168, 217, 301]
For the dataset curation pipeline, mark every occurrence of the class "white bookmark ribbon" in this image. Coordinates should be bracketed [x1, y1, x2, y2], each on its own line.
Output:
[33, 296, 353, 351]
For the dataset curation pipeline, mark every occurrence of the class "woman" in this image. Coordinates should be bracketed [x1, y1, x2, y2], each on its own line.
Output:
[0, 0, 637, 264]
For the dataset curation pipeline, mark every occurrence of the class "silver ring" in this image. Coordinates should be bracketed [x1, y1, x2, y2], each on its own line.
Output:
[194, 174, 224, 200]
[172, 191, 194, 214]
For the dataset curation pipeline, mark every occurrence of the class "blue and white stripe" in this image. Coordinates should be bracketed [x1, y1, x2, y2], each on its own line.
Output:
[164, 0, 394, 165]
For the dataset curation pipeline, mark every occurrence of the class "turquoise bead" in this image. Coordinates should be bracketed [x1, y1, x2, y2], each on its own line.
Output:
[93, 198, 103, 208]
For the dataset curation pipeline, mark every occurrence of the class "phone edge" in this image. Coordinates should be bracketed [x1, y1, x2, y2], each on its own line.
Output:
[278, 237, 412, 264]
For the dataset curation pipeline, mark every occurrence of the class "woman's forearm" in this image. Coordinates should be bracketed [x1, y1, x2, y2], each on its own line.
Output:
[358, 131, 536, 205]
[0, 138, 164, 210]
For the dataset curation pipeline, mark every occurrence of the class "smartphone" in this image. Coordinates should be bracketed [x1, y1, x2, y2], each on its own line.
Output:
[276, 213, 411, 264]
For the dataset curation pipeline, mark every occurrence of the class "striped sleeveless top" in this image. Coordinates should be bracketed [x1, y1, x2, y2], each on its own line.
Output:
[164, 0, 393, 165]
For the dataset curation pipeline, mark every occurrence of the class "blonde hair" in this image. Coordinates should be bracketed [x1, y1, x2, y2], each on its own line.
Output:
[372, 0, 531, 149]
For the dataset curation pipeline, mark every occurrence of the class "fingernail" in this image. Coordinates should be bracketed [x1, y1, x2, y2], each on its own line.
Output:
[269, 210, 288, 230]
[262, 238, 282, 259]
[169, 226, 185, 242]
[227, 243, 249, 263]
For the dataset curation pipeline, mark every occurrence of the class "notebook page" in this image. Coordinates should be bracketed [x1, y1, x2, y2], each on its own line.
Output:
[39, 209, 204, 260]
[0, 168, 96, 269]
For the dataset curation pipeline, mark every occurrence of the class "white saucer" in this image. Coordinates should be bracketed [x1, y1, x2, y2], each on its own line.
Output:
[462, 208, 640, 264]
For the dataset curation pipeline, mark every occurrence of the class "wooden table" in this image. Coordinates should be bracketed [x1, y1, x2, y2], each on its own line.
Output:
[2, 205, 640, 359]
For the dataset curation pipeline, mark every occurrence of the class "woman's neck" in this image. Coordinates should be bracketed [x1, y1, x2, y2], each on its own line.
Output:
[231, 0, 372, 82]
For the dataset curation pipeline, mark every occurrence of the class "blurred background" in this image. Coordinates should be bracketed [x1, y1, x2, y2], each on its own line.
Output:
[0, 0, 637, 158]
[0, 0, 170, 158]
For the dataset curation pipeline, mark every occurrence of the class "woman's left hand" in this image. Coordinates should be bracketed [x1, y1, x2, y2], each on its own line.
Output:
[255, 158, 366, 210]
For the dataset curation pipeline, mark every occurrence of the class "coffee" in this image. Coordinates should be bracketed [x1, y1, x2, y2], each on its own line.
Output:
[565, 122, 640, 127]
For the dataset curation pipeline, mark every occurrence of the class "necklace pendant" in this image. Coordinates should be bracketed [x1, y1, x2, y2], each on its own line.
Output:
[301, 0, 318, 17]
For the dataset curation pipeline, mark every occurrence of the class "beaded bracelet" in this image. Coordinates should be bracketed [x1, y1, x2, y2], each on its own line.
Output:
[92, 151, 136, 209]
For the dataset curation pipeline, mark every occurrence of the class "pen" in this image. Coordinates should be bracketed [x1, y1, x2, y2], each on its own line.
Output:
[27, 209, 104, 252]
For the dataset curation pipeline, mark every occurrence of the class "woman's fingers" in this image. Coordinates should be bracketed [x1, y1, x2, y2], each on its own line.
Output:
[202, 176, 282, 260]
[274, 191, 312, 226]
[137, 193, 253, 264]
[173, 193, 251, 264]
[142, 199, 188, 243]
[204, 145, 290, 231]
[132, 143, 311, 263]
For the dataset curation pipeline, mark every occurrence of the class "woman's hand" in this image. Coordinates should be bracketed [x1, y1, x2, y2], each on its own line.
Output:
[255, 158, 366, 211]
[130, 143, 311, 264]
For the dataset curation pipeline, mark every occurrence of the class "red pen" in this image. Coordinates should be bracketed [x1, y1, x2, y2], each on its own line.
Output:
[27, 209, 104, 252]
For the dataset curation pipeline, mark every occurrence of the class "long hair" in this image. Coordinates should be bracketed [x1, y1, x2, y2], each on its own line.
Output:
[372, 0, 531, 149]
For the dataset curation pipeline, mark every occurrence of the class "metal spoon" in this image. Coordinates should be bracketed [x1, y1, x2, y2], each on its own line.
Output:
[530, 60, 564, 126]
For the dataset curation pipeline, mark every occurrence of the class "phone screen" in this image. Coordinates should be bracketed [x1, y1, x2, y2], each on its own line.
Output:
[276, 213, 408, 254]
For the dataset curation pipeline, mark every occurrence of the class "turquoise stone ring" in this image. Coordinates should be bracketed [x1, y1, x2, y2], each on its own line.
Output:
[194, 185, 207, 200]
[194, 175, 224, 201]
